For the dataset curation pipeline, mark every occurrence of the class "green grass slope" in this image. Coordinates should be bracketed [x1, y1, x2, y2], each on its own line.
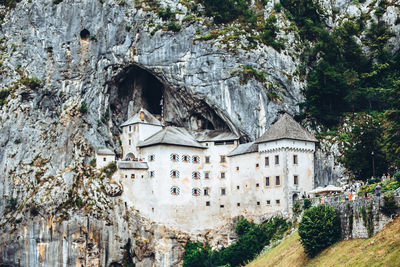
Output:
[247, 217, 400, 267]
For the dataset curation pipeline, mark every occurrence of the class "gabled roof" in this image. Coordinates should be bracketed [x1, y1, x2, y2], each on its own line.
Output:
[118, 161, 148, 170]
[255, 113, 317, 143]
[97, 148, 115, 155]
[137, 126, 205, 149]
[192, 130, 239, 142]
[121, 108, 162, 127]
[228, 141, 258, 157]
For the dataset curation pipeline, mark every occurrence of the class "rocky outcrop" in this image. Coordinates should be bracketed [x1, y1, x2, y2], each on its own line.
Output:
[0, 0, 399, 265]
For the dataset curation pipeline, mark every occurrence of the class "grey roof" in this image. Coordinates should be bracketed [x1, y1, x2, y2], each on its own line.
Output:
[117, 161, 148, 170]
[137, 126, 205, 149]
[228, 142, 258, 157]
[121, 108, 162, 127]
[97, 148, 115, 155]
[192, 130, 239, 142]
[256, 113, 317, 143]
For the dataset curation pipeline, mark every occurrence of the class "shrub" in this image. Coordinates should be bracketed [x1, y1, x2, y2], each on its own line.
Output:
[6, 197, 18, 211]
[89, 158, 96, 167]
[0, 88, 11, 107]
[157, 5, 174, 20]
[80, 101, 88, 114]
[299, 205, 341, 257]
[380, 193, 398, 217]
[101, 161, 117, 178]
[167, 21, 181, 32]
[394, 171, 400, 184]
[303, 198, 312, 209]
[20, 77, 41, 89]
[293, 200, 302, 215]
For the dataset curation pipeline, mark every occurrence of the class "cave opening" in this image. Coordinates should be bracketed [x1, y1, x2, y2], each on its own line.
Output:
[108, 64, 234, 137]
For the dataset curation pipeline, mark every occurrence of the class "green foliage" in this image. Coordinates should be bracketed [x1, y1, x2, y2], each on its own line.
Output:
[0, 0, 21, 8]
[157, 5, 174, 20]
[293, 200, 302, 215]
[101, 161, 117, 178]
[360, 204, 374, 237]
[20, 77, 41, 90]
[259, 15, 285, 52]
[274, 2, 282, 12]
[394, 171, 400, 184]
[200, 0, 253, 24]
[80, 101, 88, 114]
[89, 158, 96, 167]
[183, 217, 290, 267]
[303, 198, 312, 210]
[167, 21, 181, 32]
[6, 197, 18, 211]
[0, 88, 11, 107]
[358, 178, 400, 196]
[380, 193, 399, 217]
[238, 65, 266, 84]
[299, 205, 341, 257]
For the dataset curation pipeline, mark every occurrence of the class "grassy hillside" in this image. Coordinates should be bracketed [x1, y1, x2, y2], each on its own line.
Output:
[247, 217, 400, 267]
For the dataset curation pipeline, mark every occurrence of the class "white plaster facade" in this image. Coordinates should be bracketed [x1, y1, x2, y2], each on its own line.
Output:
[95, 149, 116, 169]
[99, 110, 317, 233]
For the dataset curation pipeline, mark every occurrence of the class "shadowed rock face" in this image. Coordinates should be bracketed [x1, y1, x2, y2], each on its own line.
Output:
[0, 0, 398, 265]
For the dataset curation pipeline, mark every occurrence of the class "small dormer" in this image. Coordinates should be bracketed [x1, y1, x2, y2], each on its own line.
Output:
[120, 108, 163, 159]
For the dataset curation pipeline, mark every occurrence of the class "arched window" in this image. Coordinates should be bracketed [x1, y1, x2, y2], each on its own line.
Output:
[170, 170, 180, 178]
[170, 186, 180, 195]
[192, 188, 201, 196]
[170, 153, 179, 162]
[192, 172, 201, 179]
[192, 155, 200, 163]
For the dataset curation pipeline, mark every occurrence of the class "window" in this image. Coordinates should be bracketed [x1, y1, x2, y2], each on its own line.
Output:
[170, 186, 180, 195]
[293, 155, 298, 165]
[220, 205, 224, 208]
[294, 175, 298, 185]
[149, 171, 155, 178]
[204, 172, 209, 179]
[103, 157, 106, 161]
[131, 174, 135, 179]
[192, 188, 201, 196]
[192, 156, 200, 163]
[220, 172, 225, 179]
[275, 155, 279, 165]
[276, 176, 280, 185]
[129, 139, 131, 146]
[265, 156, 269, 166]
[276, 199, 280, 205]
[205, 156, 210, 163]
[149, 155, 155, 161]
[237, 185, 240, 190]
[192, 172, 200, 179]
[257, 201, 260, 206]
[124, 175, 127, 178]
[206, 201, 210, 206]
[129, 125, 131, 132]
[236, 166, 239, 171]
[256, 163, 259, 167]
[170, 153, 179, 162]
[226, 140, 234, 145]
[182, 155, 189, 162]
[265, 177, 270, 186]
[256, 183, 259, 188]
[266, 200, 271, 205]
[170, 170, 180, 178]
[221, 188, 226, 195]
[215, 141, 224, 145]
[220, 155, 226, 163]
[204, 188, 210, 196]
[237, 203, 240, 207]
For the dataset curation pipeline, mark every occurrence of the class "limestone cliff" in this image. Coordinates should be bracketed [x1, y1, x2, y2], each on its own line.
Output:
[0, 0, 399, 266]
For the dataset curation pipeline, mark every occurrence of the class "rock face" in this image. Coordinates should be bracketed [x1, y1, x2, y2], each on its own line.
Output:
[0, 0, 399, 266]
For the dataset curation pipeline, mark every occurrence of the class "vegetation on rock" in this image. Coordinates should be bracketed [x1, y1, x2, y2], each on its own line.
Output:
[183, 217, 290, 267]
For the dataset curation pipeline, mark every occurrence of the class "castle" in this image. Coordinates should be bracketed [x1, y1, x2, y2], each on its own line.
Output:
[96, 109, 317, 232]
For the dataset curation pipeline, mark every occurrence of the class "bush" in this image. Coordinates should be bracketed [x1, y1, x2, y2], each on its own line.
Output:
[394, 171, 400, 184]
[167, 21, 181, 32]
[299, 205, 341, 257]
[20, 77, 41, 90]
[303, 198, 312, 209]
[0, 88, 11, 107]
[6, 197, 18, 211]
[380, 193, 398, 217]
[101, 161, 117, 178]
[80, 101, 88, 114]
[157, 5, 174, 20]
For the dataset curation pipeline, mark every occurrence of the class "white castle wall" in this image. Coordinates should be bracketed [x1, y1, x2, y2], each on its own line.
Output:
[96, 154, 115, 169]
